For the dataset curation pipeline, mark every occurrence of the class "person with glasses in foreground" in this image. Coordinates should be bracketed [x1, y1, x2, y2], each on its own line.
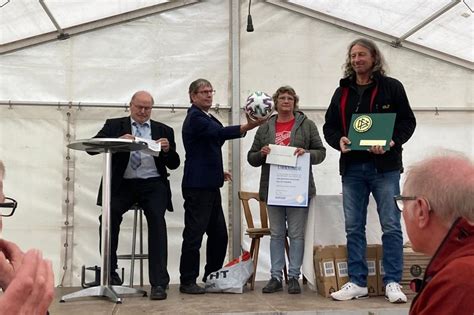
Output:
[179, 78, 265, 294]
[0, 160, 54, 314]
[396, 152, 474, 315]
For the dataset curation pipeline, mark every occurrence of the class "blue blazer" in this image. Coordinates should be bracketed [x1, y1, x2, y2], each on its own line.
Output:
[182, 105, 242, 189]
[93, 116, 180, 211]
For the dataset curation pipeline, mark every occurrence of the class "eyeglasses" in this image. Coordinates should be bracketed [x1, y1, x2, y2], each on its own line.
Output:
[196, 89, 215, 95]
[278, 96, 294, 101]
[0, 197, 17, 217]
[131, 103, 152, 112]
[393, 195, 417, 212]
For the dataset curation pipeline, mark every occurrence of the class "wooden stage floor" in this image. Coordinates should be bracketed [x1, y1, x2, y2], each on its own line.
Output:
[50, 281, 411, 315]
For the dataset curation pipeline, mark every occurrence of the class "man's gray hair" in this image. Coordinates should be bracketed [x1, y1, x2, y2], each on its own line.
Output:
[404, 150, 474, 223]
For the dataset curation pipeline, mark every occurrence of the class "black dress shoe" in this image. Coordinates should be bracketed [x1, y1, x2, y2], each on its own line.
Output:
[150, 286, 167, 300]
[179, 283, 205, 294]
[288, 277, 301, 294]
[262, 277, 283, 293]
[110, 271, 122, 286]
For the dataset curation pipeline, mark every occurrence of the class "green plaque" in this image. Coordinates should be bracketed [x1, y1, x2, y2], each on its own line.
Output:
[347, 113, 396, 151]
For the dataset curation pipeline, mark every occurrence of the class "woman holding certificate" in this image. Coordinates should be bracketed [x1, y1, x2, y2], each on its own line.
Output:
[247, 86, 326, 294]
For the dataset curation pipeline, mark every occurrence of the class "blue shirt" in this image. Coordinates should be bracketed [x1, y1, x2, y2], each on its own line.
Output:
[123, 118, 159, 179]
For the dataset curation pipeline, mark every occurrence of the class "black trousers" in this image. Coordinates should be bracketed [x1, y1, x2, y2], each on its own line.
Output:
[179, 188, 228, 285]
[99, 177, 169, 287]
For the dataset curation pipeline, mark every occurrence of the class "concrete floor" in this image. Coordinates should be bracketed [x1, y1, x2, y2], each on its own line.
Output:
[50, 281, 411, 315]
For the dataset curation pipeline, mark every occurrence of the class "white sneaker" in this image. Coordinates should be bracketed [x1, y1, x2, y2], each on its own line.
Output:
[385, 282, 407, 303]
[331, 282, 369, 301]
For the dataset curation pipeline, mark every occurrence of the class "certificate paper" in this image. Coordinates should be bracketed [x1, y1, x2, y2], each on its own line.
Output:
[267, 153, 310, 207]
[266, 144, 297, 167]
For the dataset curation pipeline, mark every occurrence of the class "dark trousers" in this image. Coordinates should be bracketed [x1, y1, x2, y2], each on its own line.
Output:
[99, 177, 169, 287]
[179, 188, 228, 285]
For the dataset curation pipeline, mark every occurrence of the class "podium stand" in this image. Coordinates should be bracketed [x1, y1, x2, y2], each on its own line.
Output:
[61, 138, 148, 303]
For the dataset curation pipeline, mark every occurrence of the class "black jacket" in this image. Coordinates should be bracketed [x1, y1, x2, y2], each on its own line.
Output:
[92, 116, 180, 211]
[323, 72, 416, 175]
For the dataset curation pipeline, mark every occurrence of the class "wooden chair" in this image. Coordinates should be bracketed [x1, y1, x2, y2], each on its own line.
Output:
[238, 191, 288, 290]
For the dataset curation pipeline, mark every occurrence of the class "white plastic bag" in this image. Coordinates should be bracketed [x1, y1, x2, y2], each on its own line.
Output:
[204, 251, 253, 293]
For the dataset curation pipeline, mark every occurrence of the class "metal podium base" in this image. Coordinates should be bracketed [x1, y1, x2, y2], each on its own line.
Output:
[60, 285, 147, 304]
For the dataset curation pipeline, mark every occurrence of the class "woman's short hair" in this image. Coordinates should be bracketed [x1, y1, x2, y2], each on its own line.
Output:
[272, 86, 299, 111]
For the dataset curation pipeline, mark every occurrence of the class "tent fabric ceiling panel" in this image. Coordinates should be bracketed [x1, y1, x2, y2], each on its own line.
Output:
[290, 0, 473, 62]
[1, 1, 55, 44]
[45, 0, 168, 29]
[0, 0, 168, 45]
[408, 4, 474, 62]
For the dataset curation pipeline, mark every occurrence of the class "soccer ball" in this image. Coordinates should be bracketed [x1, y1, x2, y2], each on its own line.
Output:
[245, 91, 274, 121]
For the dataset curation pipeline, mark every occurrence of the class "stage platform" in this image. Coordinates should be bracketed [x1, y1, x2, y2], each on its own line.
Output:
[51, 282, 411, 314]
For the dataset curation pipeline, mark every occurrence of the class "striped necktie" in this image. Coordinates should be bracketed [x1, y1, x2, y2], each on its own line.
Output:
[130, 122, 144, 170]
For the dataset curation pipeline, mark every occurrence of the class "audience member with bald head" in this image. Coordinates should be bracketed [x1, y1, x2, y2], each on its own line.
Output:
[92, 90, 180, 300]
[397, 151, 474, 315]
[0, 160, 54, 314]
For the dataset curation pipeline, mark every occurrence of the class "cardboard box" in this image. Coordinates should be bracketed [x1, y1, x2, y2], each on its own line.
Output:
[366, 245, 378, 296]
[400, 247, 431, 296]
[376, 244, 385, 296]
[333, 245, 349, 290]
[314, 246, 338, 297]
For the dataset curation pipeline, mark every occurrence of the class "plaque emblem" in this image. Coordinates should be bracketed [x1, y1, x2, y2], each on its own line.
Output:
[353, 115, 372, 133]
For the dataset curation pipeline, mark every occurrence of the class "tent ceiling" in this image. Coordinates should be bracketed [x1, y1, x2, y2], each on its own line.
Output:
[287, 0, 473, 65]
[1, 0, 169, 44]
[0, 0, 473, 68]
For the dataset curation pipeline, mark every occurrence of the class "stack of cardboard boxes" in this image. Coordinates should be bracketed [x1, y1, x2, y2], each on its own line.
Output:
[400, 246, 431, 296]
[314, 244, 431, 298]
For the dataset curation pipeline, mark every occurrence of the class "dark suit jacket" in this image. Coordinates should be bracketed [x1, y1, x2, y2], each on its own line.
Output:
[93, 116, 180, 211]
[181, 104, 242, 189]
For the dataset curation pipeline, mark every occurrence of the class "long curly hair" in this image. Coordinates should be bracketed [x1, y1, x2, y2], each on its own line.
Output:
[342, 38, 387, 78]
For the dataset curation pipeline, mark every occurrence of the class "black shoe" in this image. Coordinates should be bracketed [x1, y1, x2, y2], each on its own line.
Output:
[179, 283, 205, 294]
[262, 277, 282, 293]
[110, 271, 122, 286]
[288, 277, 301, 294]
[150, 286, 167, 300]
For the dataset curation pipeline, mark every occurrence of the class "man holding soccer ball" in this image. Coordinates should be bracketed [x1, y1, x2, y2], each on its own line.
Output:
[179, 78, 265, 294]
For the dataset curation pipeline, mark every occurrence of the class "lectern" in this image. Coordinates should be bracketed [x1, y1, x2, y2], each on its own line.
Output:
[61, 138, 148, 303]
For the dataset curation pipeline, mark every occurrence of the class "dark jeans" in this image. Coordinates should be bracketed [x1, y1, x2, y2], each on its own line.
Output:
[99, 177, 169, 287]
[179, 188, 228, 285]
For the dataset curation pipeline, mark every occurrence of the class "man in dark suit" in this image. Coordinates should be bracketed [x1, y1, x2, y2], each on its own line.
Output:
[93, 90, 180, 300]
[179, 79, 263, 294]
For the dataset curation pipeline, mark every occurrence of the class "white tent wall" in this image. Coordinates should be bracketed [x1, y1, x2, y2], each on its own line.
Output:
[0, 0, 473, 287]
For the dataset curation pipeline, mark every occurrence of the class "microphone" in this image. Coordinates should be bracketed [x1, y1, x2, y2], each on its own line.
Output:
[246, 14, 254, 32]
[246, 0, 254, 32]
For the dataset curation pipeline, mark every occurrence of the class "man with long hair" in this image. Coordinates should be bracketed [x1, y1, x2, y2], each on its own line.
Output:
[323, 38, 416, 303]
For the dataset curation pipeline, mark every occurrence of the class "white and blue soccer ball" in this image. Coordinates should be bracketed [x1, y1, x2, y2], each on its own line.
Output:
[245, 91, 274, 121]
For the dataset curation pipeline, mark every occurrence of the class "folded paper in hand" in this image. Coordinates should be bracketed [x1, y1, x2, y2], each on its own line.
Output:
[135, 137, 161, 156]
[266, 144, 297, 167]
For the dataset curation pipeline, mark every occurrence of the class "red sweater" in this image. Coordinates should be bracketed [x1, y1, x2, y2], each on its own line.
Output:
[410, 218, 474, 315]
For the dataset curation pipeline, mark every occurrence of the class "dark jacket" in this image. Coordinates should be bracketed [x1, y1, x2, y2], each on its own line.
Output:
[323, 72, 416, 175]
[247, 111, 326, 201]
[181, 104, 242, 189]
[410, 218, 474, 315]
[93, 116, 180, 211]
